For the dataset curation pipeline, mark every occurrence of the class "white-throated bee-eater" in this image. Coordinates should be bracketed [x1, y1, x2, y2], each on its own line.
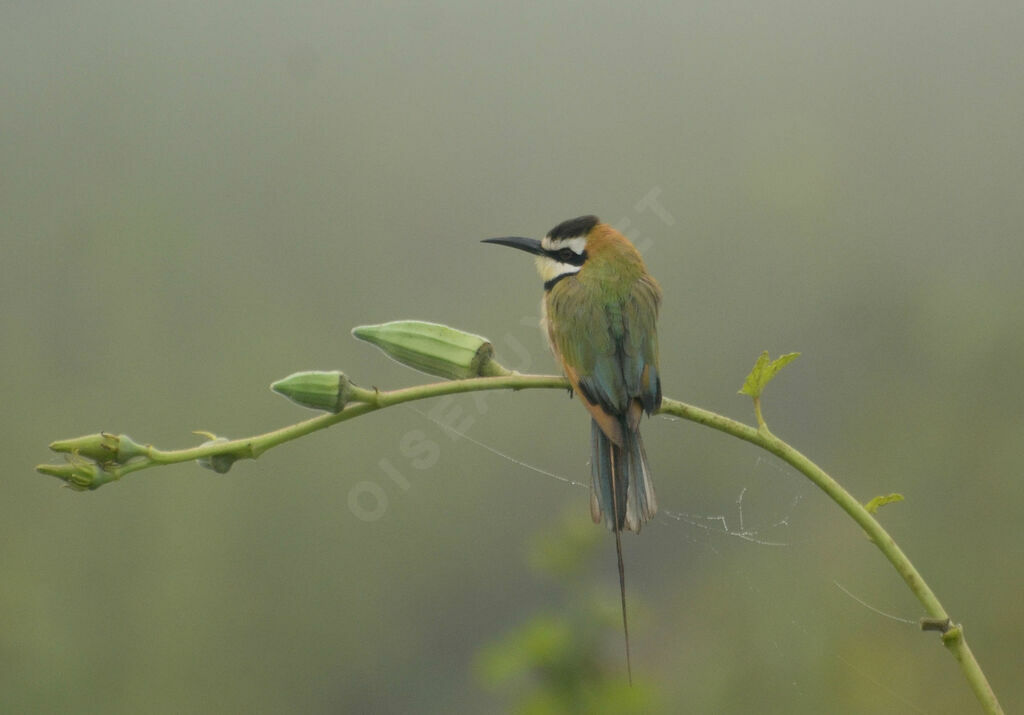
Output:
[483, 214, 662, 681]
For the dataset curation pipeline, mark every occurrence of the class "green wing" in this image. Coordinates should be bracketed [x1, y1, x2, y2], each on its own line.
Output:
[547, 274, 662, 417]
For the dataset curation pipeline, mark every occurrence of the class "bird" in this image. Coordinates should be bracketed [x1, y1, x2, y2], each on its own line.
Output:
[483, 214, 662, 681]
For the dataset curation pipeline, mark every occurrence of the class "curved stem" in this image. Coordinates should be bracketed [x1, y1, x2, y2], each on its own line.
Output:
[134, 374, 571, 471]
[656, 397, 1003, 715]
[37, 373, 1003, 713]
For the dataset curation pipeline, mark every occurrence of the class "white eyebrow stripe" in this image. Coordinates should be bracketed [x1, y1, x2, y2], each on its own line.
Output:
[535, 255, 583, 284]
[541, 236, 588, 255]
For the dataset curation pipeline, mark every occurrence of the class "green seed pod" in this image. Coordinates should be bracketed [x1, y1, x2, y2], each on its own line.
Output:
[351, 321, 509, 380]
[271, 371, 351, 412]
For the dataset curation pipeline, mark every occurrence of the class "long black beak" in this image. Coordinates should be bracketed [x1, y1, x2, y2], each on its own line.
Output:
[481, 236, 545, 256]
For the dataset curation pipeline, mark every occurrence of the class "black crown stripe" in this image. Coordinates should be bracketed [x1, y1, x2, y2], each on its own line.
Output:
[547, 215, 599, 240]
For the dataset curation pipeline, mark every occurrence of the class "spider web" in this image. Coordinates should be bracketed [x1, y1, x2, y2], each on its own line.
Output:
[407, 403, 931, 712]
[414, 403, 798, 547]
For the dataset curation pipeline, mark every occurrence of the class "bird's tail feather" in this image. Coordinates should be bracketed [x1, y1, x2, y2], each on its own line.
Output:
[590, 417, 658, 533]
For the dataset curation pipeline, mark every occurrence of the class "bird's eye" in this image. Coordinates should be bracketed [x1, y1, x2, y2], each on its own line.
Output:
[558, 248, 575, 261]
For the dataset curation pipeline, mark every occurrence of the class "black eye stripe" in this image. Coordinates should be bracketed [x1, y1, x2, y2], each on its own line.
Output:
[545, 247, 587, 266]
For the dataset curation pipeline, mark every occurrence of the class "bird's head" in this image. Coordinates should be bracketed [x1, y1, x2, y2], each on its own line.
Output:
[483, 215, 613, 290]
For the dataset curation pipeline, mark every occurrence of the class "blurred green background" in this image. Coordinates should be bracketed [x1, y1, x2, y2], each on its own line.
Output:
[3, 2, 1022, 713]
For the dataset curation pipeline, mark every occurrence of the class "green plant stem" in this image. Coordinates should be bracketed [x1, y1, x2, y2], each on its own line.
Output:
[118, 374, 571, 477]
[37, 373, 1003, 713]
[656, 397, 1003, 715]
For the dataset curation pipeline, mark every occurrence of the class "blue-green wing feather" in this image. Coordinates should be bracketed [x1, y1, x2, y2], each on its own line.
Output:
[622, 274, 662, 414]
[547, 273, 661, 419]
[548, 271, 662, 534]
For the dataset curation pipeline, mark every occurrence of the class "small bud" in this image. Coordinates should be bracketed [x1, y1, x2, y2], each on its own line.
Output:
[198, 452, 237, 474]
[113, 434, 148, 462]
[352, 321, 510, 380]
[194, 434, 237, 474]
[36, 459, 118, 491]
[271, 371, 350, 412]
[50, 433, 119, 463]
[50, 432, 148, 465]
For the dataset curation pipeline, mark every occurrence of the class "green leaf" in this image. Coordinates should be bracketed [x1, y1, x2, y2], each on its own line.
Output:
[738, 351, 801, 398]
[865, 493, 904, 514]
